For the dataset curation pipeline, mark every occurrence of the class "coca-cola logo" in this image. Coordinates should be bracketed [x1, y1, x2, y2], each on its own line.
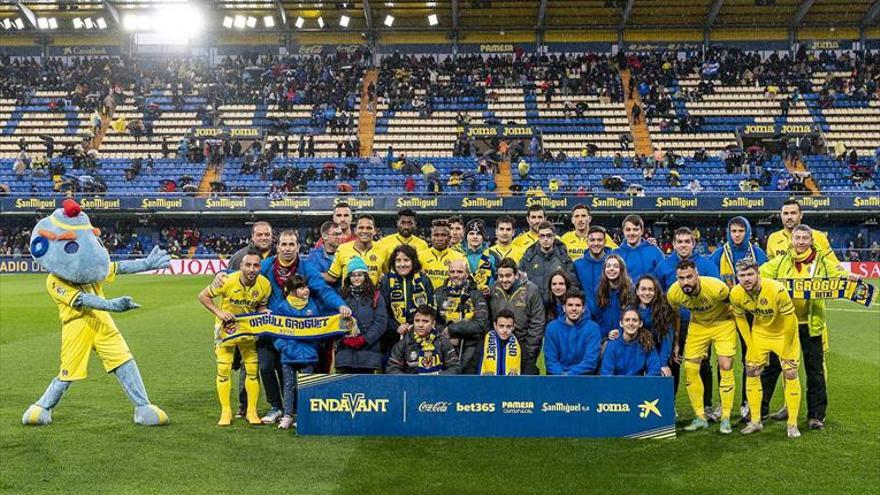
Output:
[418, 401, 450, 413]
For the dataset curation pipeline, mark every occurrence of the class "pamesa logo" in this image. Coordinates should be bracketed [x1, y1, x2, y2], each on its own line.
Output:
[309, 393, 389, 418]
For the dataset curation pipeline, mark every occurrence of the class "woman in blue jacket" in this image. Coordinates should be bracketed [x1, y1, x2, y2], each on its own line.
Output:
[335, 257, 389, 374]
[634, 275, 676, 378]
[272, 274, 322, 429]
[588, 254, 636, 340]
[600, 308, 662, 377]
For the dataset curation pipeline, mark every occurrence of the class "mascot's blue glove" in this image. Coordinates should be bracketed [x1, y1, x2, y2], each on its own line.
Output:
[77, 293, 142, 312]
[117, 245, 172, 274]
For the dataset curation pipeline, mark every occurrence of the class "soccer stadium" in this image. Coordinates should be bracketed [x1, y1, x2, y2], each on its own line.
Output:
[1, 0, 878, 493]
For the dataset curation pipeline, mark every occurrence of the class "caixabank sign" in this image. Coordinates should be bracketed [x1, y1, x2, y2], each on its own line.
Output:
[297, 375, 675, 438]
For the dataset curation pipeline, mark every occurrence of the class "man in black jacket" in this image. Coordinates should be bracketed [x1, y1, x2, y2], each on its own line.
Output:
[434, 259, 488, 374]
[519, 221, 577, 304]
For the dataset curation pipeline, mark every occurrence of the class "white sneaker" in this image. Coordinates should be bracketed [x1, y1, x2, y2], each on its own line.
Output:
[278, 415, 294, 429]
[261, 409, 283, 424]
[705, 405, 721, 422]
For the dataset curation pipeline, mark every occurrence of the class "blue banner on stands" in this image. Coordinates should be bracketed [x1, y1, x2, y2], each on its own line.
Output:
[296, 374, 675, 438]
[2, 194, 877, 214]
[47, 45, 122, 57]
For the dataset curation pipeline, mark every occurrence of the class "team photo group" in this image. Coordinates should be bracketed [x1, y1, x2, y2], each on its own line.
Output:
[22, 197, 870, 439]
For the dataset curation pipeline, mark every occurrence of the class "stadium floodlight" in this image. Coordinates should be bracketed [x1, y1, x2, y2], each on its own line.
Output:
[123, 14, 138, 31]
[73, 17, 84, 29]
[317, 16, 325, 28]
[14, 18, 24, 30]
[48, 17, 57, 30]
[233, 15, 246, 29]
[155, 4, 204, 37]
[96, 17, 107, 30]
[339, 15, 350, 27]
[37, 17, 49, 30]
[246, 16, 257, 28]
[222, 16, 234, 28]
[294, 16, 304, 28]
[84, 18, 94, 30]
[426, 1, 437, 6]
[384, 15, 394, 27]
[1, 18, 11, 30]
[263, 15, 275, 28]
[428, 13, 438, 26]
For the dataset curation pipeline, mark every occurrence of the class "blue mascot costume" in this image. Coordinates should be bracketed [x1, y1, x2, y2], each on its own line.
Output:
[23, 199, 171, 426]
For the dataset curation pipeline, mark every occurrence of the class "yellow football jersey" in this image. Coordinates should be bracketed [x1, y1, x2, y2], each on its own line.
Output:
[488, 243, 526, 264]
[328, 240, 390, 285]
[729, 277, 796, 338]
[559, 231, 618, 260]
[418, 247, 467, 289]
[207, 271, 271, 327]
[667, 276, 733, 327]
[511, 231, 539, 251]
[47, 262, 118, 327]
[374, 233, 430, 255]
[766, 228, 837, 264]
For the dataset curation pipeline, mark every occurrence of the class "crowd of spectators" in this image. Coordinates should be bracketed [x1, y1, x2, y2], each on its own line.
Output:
[378, 52, 623, 112]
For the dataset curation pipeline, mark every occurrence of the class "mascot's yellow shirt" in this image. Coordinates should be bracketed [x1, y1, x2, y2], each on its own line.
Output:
[667, 276, 733, 328]
[419, 247, 466, 289]
[48, 262, 119, 328]
[559, 231, 618, 261]
[489, 243, 525, 264]
[374, 233, 430, 254]
[207, 271, 271, 328]
[328, 241, 390, 285]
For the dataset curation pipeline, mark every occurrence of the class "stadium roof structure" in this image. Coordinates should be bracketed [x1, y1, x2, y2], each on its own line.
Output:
[0, 0, 878, 40]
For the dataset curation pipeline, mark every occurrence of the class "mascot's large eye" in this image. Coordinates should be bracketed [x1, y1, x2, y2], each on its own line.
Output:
[31, 236, 50, 258]
[64, 241, 80, 254]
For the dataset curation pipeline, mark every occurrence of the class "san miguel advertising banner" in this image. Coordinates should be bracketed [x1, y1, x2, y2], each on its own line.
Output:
[3, 194, 878, 214]
[297, 374, 675, 438]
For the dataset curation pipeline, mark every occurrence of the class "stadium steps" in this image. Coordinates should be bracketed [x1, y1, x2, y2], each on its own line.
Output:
[198, 163, 223, 196]
[786, 157, 821, 195]
[619, 68, 654, 156]
[358, 69, 379, 157]
[89, 113, 111, 152]
[496, 161, 512, 196]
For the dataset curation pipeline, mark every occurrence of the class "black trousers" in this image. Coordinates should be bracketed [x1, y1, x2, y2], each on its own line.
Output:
[761, 324, 827, 420]
[256, 337, 285, 411]
[672, 320, 713, 406]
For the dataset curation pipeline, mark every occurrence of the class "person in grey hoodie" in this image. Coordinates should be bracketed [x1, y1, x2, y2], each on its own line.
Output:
[489, 258, 546, 375]
[518, 221, 578, 305]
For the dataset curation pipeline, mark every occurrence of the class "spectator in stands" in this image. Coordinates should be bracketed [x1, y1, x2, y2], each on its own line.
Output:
[489, 258, 545, 375]
[600, 308, 662, 377]
[387, 305, 460, 375]
[434, 259, 489, 374]
[688, 179, 703, 193]
[543, 290, 602, 376]
[335, 258, 389, 375]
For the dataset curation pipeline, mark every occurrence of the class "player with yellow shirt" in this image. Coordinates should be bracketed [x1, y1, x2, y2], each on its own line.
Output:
[419, 219, 467, 289]
[729, 258, 802, 438]
[198, 250, 271, 426]
[327, 214, 389, 285]
[489, 215, 526, 264]
[766, 199, 839, 264]
[511, 204, 545, 251]
[667, 260, 738, 434]
[559, 203, 618, 261]
[374, 208, 430, 254]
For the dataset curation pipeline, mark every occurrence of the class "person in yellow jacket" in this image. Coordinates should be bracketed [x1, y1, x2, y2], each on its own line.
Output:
[766, 199, 839, 263]
[512, 204, 545, 251]
[489, 215, 526, 264]
[759, 224, 854, 430]
[559, 203, 618, 261]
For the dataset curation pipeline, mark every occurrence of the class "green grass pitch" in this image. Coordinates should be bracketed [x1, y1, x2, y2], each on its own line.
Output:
[1, 274, 878, 494]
